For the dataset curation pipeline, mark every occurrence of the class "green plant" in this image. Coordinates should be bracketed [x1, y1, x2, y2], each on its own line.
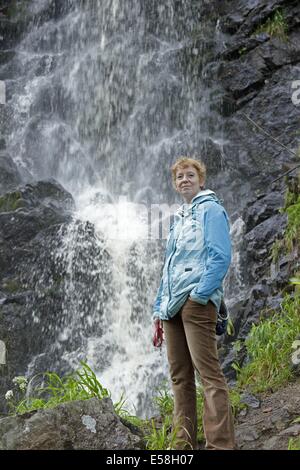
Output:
[148, 382, 245, 448]
[227, 317, 235, 336]
[113, 391, 128, 416]
[145, 384, 177, 449]
[238, 47, 247, 56]
[291, 416, 300, 424]
[0, 191, 24, 213]
[288, 437, 300, 450]
[271, 239, 282, 264]
[233, 339, 243, 353]
[144, 416, 193, 450]
[120, 412, 146, 430]
[153, 384, 174, 416]
[234, 294, 300, 393]
[7, 362, 111, 415]
[75, 362, 110, 400]
[195, 386, 205, 443]
[252, 10, 288, 41]
[148, 383, 205, 449]
[285, 195, 300, 252]
[270, 181, 299, 264]
[229, 388, 247, 417]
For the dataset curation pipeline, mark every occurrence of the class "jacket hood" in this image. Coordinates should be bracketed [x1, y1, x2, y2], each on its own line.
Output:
[175, 189, 220, 218]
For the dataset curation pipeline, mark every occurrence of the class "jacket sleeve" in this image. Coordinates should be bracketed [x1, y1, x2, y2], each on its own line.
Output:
[152, 220, 175, 320]
[190, 202, 231, 304]
[152, 277, 164, 320]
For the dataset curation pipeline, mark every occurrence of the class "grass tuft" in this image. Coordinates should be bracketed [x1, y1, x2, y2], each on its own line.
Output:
[252, 10, 288, 41]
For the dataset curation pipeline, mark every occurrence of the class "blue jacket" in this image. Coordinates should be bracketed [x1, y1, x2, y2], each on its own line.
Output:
[152, 189, 231, 320]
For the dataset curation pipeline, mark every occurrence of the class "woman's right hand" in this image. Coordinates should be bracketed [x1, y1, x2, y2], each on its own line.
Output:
[152, 319, 164, 348]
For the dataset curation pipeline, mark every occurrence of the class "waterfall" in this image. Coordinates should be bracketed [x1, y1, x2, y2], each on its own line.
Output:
[2, 0, 245, 417]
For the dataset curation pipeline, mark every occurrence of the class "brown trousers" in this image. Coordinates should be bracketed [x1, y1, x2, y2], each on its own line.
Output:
[163, 298, 235, 450]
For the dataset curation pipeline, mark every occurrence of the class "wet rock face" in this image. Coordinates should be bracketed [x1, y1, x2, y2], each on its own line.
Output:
[0, 397, 144, 450]
[213, 0, 300, 375]
[216, 1, 299, 187]
[0, 178, 75, 413]
[0, 154, 22, 194]
[0, 177, 113, 415]
[0, 1, 29, 62]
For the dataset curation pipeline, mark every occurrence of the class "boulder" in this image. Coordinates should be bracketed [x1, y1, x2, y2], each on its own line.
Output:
[0, 397, 144, 450]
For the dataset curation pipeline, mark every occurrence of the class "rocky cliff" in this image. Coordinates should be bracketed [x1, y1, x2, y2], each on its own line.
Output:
[206, 0, 300, 377]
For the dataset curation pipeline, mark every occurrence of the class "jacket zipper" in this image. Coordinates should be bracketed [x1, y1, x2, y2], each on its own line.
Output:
[166, 230, 177, 318]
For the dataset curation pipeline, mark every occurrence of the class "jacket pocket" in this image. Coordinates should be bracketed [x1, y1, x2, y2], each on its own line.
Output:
[171, 264, 202, 295]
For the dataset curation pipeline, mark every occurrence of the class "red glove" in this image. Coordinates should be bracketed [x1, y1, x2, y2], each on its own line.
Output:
[153, 319, 164, 348]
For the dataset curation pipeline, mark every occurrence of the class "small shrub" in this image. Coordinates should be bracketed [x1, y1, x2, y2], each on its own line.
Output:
[153, 383, 174, 416]
[144, 416, 184, 450]
[252, 10, 288, 41]
[234, 294, 300, 393]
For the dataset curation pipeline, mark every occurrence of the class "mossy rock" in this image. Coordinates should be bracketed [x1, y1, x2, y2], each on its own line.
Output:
[2, 279, 22, 294]
[0, 192, 25, 213]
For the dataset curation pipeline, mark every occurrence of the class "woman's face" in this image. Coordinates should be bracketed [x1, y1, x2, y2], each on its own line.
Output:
[175, 165, 204, 203]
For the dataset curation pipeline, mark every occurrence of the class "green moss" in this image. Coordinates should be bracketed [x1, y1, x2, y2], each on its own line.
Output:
[6, 0, 28, 20]
[0, 192, 24, 213]
[252, 9, 288, 41]
[3, 279, 21, 293]
[238, 47, 247, 56]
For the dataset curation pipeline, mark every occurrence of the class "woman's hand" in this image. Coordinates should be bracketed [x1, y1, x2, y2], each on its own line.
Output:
[153, 319, 164, 348]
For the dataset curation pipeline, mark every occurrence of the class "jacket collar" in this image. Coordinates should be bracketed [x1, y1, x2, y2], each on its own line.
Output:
[175, 189, 218, 218]
[191, 189, 216, 203]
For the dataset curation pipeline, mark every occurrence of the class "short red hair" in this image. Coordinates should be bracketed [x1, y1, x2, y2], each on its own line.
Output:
[171, 157, 206, 188]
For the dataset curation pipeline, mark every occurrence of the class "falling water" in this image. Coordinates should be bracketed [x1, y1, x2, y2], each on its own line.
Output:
[2, 0, 246, 417]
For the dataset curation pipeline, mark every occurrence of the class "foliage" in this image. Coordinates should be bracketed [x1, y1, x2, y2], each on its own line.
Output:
[227, 317, 235, 336]
[6, 362, 111, 415]
[271, 238, 281, 264]
[238, 47, 247, 56]
[146, 380, 245, 448]
[284, 194, 300, 253]
[195, 385, 204, 443]
[5, 364, 250, 450]
[144, 416, 185, 450]
[153, 383, 174, 416]
[0, 191, 23, 213]
[229, 388, 247, 417]
[288, 437, 300, 450]
[145, 384, 182, 450]
[233, 294, 300, 393]
[271, 181, 300, 263]
[145, 383, 201, 449]
[252, 10, 288, 41]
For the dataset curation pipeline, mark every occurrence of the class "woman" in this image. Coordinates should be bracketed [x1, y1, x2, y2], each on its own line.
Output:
[152, 157, 235, 450]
